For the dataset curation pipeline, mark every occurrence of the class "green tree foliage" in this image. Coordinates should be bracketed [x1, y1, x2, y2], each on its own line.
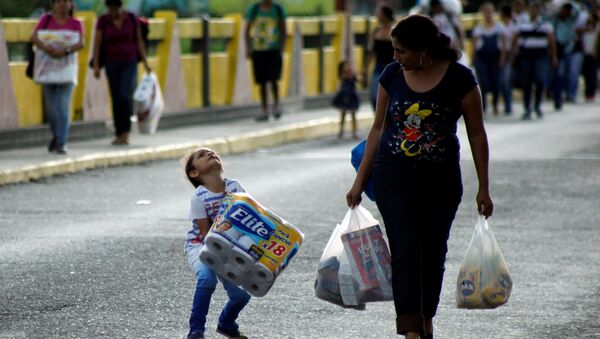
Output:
[0, 0, 46, 18]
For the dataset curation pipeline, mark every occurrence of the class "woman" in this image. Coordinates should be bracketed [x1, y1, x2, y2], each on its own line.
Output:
[30, 0, 84, 154]
[92, 0, 151, 145]
[472, 2, 506, 115]
[364, 6, 395, 112]
[346, 15, 493, 339]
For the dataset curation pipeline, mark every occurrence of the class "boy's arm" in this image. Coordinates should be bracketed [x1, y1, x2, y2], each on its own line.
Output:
[193, 218, 212, 239]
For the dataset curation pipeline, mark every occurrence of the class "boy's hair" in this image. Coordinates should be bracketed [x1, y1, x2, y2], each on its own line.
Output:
[183, 148, 203, 188]
[337, 60, 349, 78]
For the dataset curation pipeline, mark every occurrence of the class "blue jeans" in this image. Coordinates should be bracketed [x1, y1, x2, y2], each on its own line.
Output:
[186, 245, 251, 336]
[567, 51, 583, 101]
[520, 55, 550, 114]
[499, 63, 513, 113]
[552, 55, 570, 109]
[105, 60, 137, 136]
[474, 54, 500, 113]
[42, 83, 74, 146]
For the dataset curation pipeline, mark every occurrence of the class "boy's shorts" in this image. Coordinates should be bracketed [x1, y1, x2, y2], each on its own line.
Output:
[251, 50, 282, 84]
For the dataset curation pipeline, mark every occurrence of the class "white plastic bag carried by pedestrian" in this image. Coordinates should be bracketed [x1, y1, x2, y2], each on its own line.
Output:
[315, 205, 393, 309]
[33, 30, 80, 84]
[456, 215, 513, 309]
[134, 72, 164, 134]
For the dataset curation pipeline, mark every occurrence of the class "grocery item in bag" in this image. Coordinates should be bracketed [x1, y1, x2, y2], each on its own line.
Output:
[315, 206, 392, 309]
[456, 216, 512, 309]
[199, 193, 304, 297]
[134, 73, 164, 134]
[34, 30, 80, 84]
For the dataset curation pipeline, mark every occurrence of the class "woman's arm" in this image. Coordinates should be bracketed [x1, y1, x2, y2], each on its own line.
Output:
[461, 86, 493, 217]
[135, 20, 151, 73]
[92, 27, 103, 78]
[346, 84, 389, 207]
[547, 31, 558, 68]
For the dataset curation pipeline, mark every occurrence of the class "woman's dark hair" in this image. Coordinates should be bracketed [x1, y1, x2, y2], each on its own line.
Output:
[184, 149, 202, 188]
[380, 6, 394, 22]
[500, 4, 512, 17]
[105, 0, 123, 7]
[51, 0, 75, 17]
[391, 14, 460, 62]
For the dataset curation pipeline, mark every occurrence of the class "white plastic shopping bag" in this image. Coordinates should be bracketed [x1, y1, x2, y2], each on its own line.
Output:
[315, 205, 393, 309]
[456, 215, 513, 309]
[33, 30, 80, 84]
[134, 72, 164, 134]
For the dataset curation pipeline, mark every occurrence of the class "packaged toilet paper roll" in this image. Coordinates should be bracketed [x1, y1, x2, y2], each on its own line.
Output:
[223, 263, 247, 286]
[199, 245, 225, 274]
[242, 278, 273, 297]
[205, 232, 234, 254]
[228, 245, 257, 269]
[212, 219, 242, 242]
[249, 262, 275, 283]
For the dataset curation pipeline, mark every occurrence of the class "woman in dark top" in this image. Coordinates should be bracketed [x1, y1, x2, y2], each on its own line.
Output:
[92, 0, 151, 145]
[347, 15, 493, 339]
[364, 6, 395, 112]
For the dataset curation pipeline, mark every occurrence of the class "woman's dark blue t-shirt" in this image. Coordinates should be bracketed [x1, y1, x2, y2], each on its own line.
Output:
[378, 61, 477, 162]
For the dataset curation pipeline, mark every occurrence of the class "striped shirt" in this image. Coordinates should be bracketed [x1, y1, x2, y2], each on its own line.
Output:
[517, 18, 553, 50]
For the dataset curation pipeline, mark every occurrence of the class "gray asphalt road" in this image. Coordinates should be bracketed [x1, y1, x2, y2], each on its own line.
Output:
[1, 104, 599, 338]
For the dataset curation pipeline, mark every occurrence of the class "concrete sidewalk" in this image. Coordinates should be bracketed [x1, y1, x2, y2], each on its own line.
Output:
[0, 106, 374, 186]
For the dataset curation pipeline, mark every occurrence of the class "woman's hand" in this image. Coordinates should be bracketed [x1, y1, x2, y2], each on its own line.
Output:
[143, 62, 152, 74]
[93, 66, 101, 79]
[346, 182, 363, 208]
[476, 189, 493, 218]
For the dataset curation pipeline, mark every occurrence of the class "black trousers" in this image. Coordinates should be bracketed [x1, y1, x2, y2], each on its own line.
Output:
[372, 153, 462, 335]
[105, 60, 138, 136]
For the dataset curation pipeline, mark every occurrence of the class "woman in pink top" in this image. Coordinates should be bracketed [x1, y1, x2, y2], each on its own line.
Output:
[30, 0, 84, 155]
[91, 0, 151, 145]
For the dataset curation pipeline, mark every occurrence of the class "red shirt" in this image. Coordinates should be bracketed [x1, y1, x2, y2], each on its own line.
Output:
[97, 12, 139, 62]
[35, 14, 83, 36]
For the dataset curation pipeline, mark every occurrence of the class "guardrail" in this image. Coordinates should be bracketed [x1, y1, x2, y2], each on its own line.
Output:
[0, 11, 481, 130]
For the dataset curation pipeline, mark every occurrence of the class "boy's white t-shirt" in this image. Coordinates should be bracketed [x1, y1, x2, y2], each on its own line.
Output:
[184, 178, 245, 252]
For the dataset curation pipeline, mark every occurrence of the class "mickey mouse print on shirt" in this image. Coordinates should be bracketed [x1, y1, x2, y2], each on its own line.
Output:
[387, 100, 452, 161]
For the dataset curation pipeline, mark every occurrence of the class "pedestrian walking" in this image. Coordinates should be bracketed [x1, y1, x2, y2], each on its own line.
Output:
[183, 147, 251, 339]
[512, 0, 558, 119]
[428, 0, 465, 51]
[91, 0, 151, 146]
[581, 13, 600, 101]
[512, 0, 530, 24]
[499, 4, 518, 115]
[346, 15, 493, 339]
[244, 0, 287, 122]
[333, 60, 360, 139]
[364, 5, 395, 112]
[550, 2, 580, 110]
[30, 0, 84, 154]
[472, 2, 506, 115]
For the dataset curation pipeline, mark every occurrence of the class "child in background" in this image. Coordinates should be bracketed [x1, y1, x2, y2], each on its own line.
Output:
[183, 147, 250, 339]
[332, 60, 361, 139]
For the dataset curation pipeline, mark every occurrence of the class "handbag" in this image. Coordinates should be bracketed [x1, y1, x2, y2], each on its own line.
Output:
[26, 14, 51, 79]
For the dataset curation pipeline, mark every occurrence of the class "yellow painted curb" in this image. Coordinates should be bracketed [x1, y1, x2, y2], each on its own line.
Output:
[0, 115, 375, 186]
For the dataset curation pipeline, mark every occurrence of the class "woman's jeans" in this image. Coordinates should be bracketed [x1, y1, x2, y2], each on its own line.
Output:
[520, 55, 550, 115]
[499, 63, 513, 113]
[186, 245, 250, 336]
[582, 54, 598, 98]
[370, 63, 386, 111]
[474, 54, 500, 113]
[42, 83, 74, 147]
[372, 154, 462, 334]
[105, 60, 137, 136]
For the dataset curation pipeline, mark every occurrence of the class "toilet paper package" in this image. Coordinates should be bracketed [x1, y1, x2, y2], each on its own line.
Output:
[456, 216, 512, 309]
[199, 193, 304, 297]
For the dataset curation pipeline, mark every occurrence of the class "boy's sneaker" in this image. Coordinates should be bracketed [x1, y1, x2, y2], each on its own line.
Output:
[187, 332, 205, 339]
[216, 326, 248, 339]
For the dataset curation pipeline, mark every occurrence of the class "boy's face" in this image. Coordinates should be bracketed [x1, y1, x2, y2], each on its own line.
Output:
[189, 148, 222, 178]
